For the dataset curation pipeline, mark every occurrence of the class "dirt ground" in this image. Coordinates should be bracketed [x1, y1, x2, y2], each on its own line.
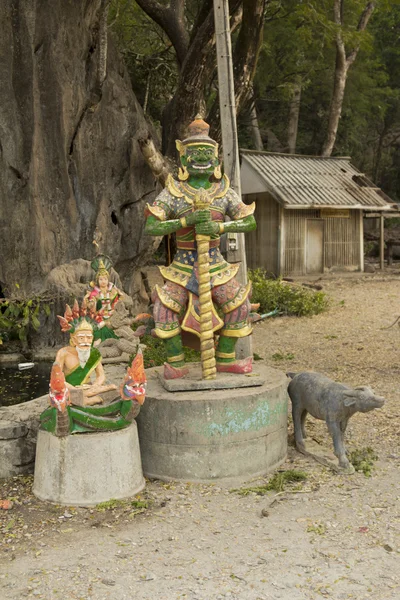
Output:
[0, 272, 399, 600]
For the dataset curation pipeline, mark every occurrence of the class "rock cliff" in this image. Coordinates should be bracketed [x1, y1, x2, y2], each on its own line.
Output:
[0, 0, 158, 298]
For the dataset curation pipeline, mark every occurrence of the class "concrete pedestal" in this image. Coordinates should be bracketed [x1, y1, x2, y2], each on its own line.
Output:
[33, 423, 145, 506]
[137, 364, 288, 484]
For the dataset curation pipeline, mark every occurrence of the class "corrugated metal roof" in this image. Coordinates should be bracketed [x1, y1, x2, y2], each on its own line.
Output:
[241, 150, 395, 210]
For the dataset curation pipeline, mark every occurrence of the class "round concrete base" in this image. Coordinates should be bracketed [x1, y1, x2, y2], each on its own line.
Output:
[33, 423, 145, 506]
[136, 364, 288, 484]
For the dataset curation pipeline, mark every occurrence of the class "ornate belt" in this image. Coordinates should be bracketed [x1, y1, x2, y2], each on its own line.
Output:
[177, 239, 220, 250]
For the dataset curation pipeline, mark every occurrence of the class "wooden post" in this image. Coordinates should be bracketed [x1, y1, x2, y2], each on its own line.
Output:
[213, 0, 251, 359]
[380, 214, 385, 270]
[359, 211, 364, 272]
[278, 205, 285, 276]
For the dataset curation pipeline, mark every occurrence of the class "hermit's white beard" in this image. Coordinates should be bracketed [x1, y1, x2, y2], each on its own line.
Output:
[76, 346, 91, 368]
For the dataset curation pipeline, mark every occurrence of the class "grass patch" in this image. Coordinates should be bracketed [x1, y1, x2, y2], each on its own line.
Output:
[96, 499, 127, 511]
[307, 523, 326, 535]
[248, 269, 329, 316]
[272, 351, 295, 361]
[230, 470, 307, 496]
[349, 447, 378, 477]
[96, 497, 150, 515]
[131, 499, 148, 509]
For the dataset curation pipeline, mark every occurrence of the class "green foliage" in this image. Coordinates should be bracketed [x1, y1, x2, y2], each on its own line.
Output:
[0, 293, 53, 342]
[108, 0, 400, 202]
[349, 447, 378, 477]
[240, 0, 400, 203]
[137, 334, 200, 368]
[109, 0, 178, 124]
[385, 217, 400, 228]
[248, 269, 329, 317]
[230, 470, 307, 496]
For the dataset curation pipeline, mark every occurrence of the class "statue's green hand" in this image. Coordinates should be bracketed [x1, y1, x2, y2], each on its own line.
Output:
[195, 221, 219, 235]
[186, 209, 211, 225]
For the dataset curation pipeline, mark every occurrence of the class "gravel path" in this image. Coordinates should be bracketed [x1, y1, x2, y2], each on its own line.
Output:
[0, 274, 399, 600]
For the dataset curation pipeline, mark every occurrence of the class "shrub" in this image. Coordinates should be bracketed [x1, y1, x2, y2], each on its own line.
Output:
[0, 294, 52, 343]
[248, 269, 329, 317]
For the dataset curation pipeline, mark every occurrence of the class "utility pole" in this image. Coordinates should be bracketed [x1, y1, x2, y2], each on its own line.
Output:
[213, 0, 251, 359]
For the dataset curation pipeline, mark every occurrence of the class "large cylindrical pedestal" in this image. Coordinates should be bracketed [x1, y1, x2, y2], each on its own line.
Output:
[137, 364, 288, 483]
[33, 423, 145, 506]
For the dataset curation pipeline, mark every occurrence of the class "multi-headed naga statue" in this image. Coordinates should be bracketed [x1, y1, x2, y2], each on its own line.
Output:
[145, 116, 257, 380]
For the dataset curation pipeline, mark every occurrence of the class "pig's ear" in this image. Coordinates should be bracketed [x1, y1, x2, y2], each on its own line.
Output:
[343, 393, 357, 407]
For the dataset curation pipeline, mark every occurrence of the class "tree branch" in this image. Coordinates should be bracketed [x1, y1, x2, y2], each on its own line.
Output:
[138, 132, 172, 186]
[189, 0, 213, 44]
[135, 0, 190, 67]
[357, 1, 376, 31]
[333, 0, 343, 25]
[347, 1, 375, 65]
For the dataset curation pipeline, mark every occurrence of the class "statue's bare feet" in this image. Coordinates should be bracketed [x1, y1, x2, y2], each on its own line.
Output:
[164, 362, 189, 380]
[83, 395, 104, 406]
[216, 356, 253, 374]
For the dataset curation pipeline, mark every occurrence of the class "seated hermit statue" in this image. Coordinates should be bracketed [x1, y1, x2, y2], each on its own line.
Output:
[40, 300, 147, 436]
[55, 300, 117, 405]
[145, 116, 256, 380]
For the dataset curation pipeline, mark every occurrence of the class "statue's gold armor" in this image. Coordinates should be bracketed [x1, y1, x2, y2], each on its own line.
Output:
[144, 116, 257, 378]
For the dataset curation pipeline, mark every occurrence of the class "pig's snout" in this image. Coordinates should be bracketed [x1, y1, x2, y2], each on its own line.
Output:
[361, 395, 385, 412]
[373, 396, 385, 408]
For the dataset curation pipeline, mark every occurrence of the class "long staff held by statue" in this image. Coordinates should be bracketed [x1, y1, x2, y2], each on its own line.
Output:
[194, 189, 217, 380]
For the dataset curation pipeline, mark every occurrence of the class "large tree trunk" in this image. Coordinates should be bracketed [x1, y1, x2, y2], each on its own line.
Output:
[161, 0, 244, 157]
[136, 0, 264, 158]
[0, 0, 157, 297]
[287, 81, 302, 154]
[321, 1, 375, 157]
[207, 0, 265, 143]
[249, 98, 264, 151]
[161, 6, 219, 157]
[321, 55, 348, 157]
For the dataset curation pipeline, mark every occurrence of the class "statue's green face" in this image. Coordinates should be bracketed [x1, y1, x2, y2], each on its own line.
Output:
[181, 144, 218, 177]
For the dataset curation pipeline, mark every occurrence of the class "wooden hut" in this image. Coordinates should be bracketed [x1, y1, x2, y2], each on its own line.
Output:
[241, 150, 397, 276]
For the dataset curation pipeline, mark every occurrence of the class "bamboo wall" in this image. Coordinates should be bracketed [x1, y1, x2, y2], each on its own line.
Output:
[283, 209, 361, 275]
[244, 192, 279, 274]
[283, 209, 319, 275]
[324, 212, 361, 270]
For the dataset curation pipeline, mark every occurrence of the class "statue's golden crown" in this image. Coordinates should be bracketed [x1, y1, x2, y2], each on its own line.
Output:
[177, 115, 218, 153]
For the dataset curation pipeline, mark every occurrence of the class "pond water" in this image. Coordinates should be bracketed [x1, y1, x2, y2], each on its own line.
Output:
[0, 362, 52, 407]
